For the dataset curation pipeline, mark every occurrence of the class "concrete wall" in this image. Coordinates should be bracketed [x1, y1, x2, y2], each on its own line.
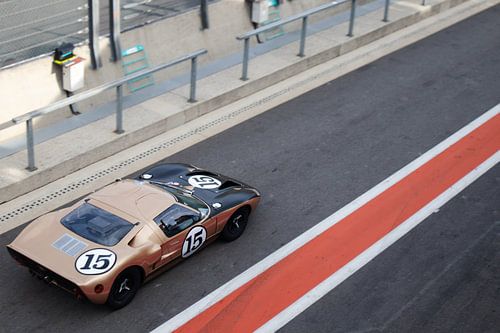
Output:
[0, 0, 333, 141]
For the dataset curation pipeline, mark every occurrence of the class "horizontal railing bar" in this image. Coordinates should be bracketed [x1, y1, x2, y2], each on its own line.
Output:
[11, 49, 207, 124]
[236, 0, 348, 40]
[0, 120, 15, 131]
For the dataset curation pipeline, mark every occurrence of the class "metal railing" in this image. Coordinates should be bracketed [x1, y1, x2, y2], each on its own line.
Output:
[0, 48, 208, 171]
[236, 0, 391, 81]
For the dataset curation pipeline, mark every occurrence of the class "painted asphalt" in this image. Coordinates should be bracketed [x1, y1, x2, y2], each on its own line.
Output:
[281, 153, 500, 333]
[160, 113, 498, 332]
[0, 5, 499, 333]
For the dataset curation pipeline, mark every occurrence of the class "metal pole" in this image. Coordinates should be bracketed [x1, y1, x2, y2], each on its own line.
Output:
[88, 0, 102, 69]
[115, 84, 124, 134]
[200, 0, 209, 30]
[347, 0, 356, 37]
[66, 90, 80, 115]
[421, 0, 426, 5]
[26, 119, 37, 171]
[241, 38, 250, 81]
[110, 0, 122, 62]
[298, 16, 308, 57]
[189, 56, 198, 103]
[383, 0, 390, 22]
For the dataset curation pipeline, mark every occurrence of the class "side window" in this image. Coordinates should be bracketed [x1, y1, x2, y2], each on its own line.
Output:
[154, 204, 200, 237]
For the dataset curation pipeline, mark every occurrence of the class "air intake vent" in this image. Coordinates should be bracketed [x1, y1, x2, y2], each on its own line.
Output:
[52, 234, 88, 257]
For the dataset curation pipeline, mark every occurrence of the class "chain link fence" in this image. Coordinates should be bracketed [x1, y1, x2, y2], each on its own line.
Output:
[0, 0, 88, 68]
[101, 0, 214, 35]
[0, 0, 215, 69]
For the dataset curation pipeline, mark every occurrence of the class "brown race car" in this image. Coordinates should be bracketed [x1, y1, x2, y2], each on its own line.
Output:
[7, 163, 260, 309]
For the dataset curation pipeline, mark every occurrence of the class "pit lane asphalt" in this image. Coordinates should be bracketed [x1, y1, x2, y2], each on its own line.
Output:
[281, 166, 500, 333]
[1, 5, 499, 332]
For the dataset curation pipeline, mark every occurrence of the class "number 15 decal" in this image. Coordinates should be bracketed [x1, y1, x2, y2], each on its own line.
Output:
[75, 249, 117, 275]
[188, 175, 221, 189]
[182, 226, 207, 258]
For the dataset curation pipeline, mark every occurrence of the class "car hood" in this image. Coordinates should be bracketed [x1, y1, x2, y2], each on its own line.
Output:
[7, 210, 141, 286]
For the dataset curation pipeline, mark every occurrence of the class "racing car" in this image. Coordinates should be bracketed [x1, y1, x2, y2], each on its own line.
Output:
[7, 163, 260, 309]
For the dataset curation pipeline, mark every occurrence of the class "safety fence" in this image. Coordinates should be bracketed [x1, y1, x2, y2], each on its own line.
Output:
[101, 0, 214, 34]
[0, 49, 207, 171]
[0, 0, 88, 68]
[0, 0, 213, 69]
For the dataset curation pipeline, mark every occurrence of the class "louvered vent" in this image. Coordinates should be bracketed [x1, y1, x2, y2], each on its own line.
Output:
[52, 234, 88, 257]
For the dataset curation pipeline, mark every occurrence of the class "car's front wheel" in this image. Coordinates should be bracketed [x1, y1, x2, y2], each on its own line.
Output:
[220, 207, 250, 242]
[107, 268, 141, 309]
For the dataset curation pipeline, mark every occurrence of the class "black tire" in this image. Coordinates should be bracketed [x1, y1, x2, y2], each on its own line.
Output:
[107, 268, 141, 309]
[220, 207, 250, 242]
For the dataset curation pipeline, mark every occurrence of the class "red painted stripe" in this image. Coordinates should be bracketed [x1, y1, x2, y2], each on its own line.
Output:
[175, 115, 500, 333]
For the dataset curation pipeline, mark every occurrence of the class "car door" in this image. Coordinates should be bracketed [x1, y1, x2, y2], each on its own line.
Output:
[154, 204, 216, 265]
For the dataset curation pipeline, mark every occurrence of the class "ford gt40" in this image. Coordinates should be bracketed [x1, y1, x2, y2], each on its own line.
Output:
[7, 163, 260, 308]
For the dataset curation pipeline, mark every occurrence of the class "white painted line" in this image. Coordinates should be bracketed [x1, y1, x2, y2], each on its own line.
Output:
[255, 151, 500, 332]
[151, 104, 499, 333]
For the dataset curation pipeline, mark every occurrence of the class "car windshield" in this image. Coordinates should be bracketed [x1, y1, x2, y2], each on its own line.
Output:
[61, 203, 134, 246]
[152, 183, 209, 218]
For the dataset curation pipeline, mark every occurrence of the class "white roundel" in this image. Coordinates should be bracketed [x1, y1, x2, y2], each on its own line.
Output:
[182, 226, 207, 258]
[75, 249, 117, 275]
[188, 175, 221, 189]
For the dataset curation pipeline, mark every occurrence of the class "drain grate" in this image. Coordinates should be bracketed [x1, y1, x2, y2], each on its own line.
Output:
[0, 66, 331, 225]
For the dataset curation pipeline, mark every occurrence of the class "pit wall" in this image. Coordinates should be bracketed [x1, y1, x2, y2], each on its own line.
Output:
[0, 0, 338, 142]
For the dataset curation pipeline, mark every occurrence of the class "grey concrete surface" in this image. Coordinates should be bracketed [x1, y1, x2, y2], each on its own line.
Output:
[0, 5, 499, 332]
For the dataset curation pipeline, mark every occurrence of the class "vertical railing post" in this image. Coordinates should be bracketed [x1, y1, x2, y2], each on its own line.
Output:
[115, 84, 124, 134]
[200, 0, 209, 30]
[241, 37, 250, 81]
[298, 16, 308, 57]
[110, 0, 122, 62]
[383, 0, 390, 22]
[26, 119, 37, 171]
[189, 56, 198, 103]
[88, 0, 102, 69]
[347, 0, 356, 37]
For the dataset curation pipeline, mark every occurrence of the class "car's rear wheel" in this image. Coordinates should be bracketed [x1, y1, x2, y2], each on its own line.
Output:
[221, 207, 250, 242]
[107, 268, 141, 309]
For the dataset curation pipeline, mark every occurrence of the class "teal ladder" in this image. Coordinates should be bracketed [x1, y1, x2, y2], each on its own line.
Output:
[263, 8, 285, 41]
[121, 45, 154, 92]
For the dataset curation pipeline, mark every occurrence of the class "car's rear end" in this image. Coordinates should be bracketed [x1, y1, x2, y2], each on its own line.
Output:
[7, 244, 85, 298]
[7, 210, 107, 302]
[6, 197, 152, 305]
